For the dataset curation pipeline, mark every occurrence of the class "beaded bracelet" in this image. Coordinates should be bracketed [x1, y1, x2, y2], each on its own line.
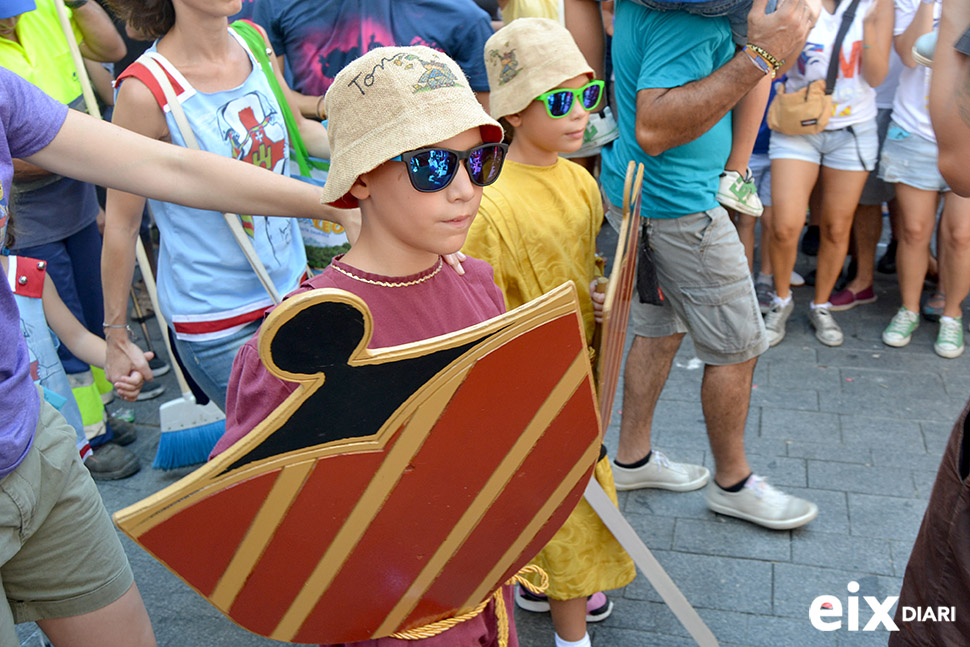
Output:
[746, 44, 784, 73]
[743, 45, 776, 78]
[316, 95, 326, 120]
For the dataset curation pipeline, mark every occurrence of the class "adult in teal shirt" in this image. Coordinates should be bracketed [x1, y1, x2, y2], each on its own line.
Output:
[602, 0, 820, 530]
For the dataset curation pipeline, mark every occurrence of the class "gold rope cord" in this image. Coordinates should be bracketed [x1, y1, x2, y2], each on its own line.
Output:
[389, 565, 549, 646]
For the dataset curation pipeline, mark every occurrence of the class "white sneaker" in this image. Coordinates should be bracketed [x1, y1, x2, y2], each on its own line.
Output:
[790, 270, 805, 287]
[764, 298, 794, 347]
[613, 450, 710, 492]
[808, 306, 844, 346]
[705, 475, 818, 530]
[717, 169, 764, 217]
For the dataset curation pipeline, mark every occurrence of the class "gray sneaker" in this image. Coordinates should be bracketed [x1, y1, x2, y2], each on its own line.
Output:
[613, 450, 711, 492]
[808, 306, 844, 346]
[705, 475, 818, 530]
[764, 299, 794, 347]
[755, 279, 774, 315]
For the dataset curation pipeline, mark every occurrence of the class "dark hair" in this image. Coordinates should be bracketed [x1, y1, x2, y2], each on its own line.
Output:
[104, 0, 175, 40]
[498, 117, 515, 145]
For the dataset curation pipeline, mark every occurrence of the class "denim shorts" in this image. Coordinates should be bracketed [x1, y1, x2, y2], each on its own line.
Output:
[630, 0, 776, 44]
[606, 202, 768, 365]
[878, 121, 949, 193]
[769, 117, 879, 172]
[172, 318, 262, 411]
[859, 107, 895, 205]
[0, 389, 133, 641]
[749, 153, 772, 207]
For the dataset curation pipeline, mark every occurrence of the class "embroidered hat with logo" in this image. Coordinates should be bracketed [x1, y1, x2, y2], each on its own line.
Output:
[320, 45, 503, 208]
[484, 17, 594, 121]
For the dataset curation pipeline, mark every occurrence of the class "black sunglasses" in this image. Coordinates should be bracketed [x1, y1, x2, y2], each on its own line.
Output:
[390, 143, 509, 193]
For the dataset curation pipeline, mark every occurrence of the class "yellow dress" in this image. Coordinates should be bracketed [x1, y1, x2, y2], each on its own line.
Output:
[463, 158, 636, 599]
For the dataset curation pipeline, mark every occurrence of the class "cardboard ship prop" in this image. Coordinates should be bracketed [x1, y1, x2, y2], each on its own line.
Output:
[114, 282, 601, 643]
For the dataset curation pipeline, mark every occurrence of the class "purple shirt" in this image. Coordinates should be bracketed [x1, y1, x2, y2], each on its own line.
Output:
[0, 67, 68, 478]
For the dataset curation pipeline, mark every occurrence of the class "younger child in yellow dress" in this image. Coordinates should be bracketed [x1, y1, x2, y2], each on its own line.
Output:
[463, 18, 636, 647]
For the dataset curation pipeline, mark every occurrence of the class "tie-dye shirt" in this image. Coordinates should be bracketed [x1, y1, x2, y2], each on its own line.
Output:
[235, 0, 492, 96]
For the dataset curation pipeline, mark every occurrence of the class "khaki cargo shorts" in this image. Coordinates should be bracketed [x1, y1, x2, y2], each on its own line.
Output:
[0, 388, 133, 641]
[606, 202, 768, 365]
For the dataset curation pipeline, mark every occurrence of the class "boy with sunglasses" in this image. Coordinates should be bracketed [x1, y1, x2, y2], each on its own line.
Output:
[463, 18, 635, 647]
[211, 45, 517, 647]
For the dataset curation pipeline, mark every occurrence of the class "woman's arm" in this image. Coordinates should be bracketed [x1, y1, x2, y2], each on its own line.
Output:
[861, 0, 895, 86]
[102, 77, 169, 386]
[895, 0, 935, 67]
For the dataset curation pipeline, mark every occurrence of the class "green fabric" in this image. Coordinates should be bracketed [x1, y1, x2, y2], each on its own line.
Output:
[229, 20, 329, 178]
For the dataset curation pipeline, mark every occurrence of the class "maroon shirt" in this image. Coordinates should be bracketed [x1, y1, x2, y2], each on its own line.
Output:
[212, 255, 514, 647]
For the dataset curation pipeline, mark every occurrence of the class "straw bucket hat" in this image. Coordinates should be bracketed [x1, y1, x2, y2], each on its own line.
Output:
[484, 17, 593, 120]
[320, 45, 503, 208]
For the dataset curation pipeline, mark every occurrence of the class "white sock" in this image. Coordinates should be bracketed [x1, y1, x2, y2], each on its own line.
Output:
[756, 272, 772, 284]
[810, 301, 832, 310]
[941, 316, 958, 324]
[772, 293, 792, 307]
[555, 633, 591, 647]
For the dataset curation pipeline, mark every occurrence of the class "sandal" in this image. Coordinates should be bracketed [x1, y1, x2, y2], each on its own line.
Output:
[922, 291, 945, 322]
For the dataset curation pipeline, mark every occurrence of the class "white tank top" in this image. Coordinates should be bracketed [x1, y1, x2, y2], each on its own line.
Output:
[891, 0, 939, 142]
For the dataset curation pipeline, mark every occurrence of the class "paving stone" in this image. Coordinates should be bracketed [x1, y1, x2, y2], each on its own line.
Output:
[672, 518, 792, 561]
[840, 415, 925, 451]
[745, 614, 837, 647]
[921, 420, 957, 455]
[773, 564, 901, 620]
[611, 601, 751, 646]
[782, 487, 850, 535]
[744, 454, 808, 487]
[847, 493, 926, 541]
[791, 531, 894, 576]
[625, 488, 712, 522]
[767, 362, 842, 391]
[761, 408, 841, 444]
[870, 446, 945, 472]
[836, 630, 897, 646]
[807, 460, 916, 498]
[889, 540, 915, 578]
[750, 384, 820, 412]
[622, 511, 677, 550]
[589, 627, 701, 646]
[786, 440, 872, 465]
[911, 469, 939, 500]
[623, 550, 773, 615]
[839, 368, 949, 401]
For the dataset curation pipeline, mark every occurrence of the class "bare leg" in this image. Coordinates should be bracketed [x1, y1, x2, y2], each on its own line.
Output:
[939, 191, 970, 318]
[769, 158, 820, 300]
[843, 203, 882, 293]
[703, 358, 756, 487]
[725, 77, 771, 174]
[38, 583, 155, 647]
[895, 183, 940, 312]
[615, 333, 684, 464]
[759, 204, 774, 276]
[549, 598, 588, 642]
[814, 167, 869, 305]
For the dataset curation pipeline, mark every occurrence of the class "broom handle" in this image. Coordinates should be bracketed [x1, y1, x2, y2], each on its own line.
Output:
[53, 0, 102, 121]
[135, 237, 193, 396]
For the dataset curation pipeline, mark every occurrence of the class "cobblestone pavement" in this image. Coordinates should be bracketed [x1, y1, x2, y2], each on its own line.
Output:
[18, 236, 968, 646]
